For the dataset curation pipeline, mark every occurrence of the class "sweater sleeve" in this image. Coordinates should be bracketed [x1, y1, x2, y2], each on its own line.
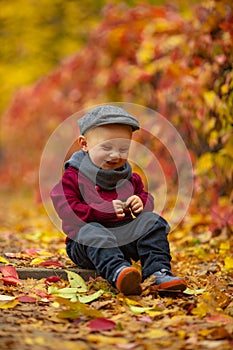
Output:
[131, 173, 154, 212]
[50, 167, 118, 225]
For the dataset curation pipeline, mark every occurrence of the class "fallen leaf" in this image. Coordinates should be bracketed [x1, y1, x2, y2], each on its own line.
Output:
[0, 299, 19, 309]
[136, 315, 153, 323]
[33, 289, 53, 299]
[88, 317, 116, 331]
[0, 256, 11, 264]
[65, 270, 87, 291]
[1, 276, 22, 285]
[4, 252, 20, 258]
[0, 265, 18, 278]
[191, 302, 208, 318]
[184, 288, 206, 295]
[38, 251, 54, 257]
[116, 343, 139, 349]
[30, 257, 46, 265]
[205, 313, 233, 325]
[137, 328, 169, 339]
[48, 286, 78, 299]
[87, 334, 128, 344]
[39, 260, 66, 268]
[0, 294, 16, 301]
[21, 248, 41, 255]
[78, 290, 105, 303]
[45, 276, 62, 284]
[56, 298, 103, 319]
[128, 305, 155, 314]
[17, 295, 37, 303]
[0, 266, 22, 285]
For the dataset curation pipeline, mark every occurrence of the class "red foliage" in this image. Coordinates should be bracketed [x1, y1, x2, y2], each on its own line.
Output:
[0, 266, 22, 285]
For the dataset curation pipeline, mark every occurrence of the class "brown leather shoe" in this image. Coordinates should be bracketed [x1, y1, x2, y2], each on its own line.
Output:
[116, 266, 142, 295]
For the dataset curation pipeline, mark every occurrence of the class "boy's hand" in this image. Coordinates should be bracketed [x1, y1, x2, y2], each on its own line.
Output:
[126, 195, 143, 214]
[112, 200, 125, 218]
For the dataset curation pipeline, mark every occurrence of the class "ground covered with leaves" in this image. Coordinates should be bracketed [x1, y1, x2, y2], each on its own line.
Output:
[0, 191, 232, 350]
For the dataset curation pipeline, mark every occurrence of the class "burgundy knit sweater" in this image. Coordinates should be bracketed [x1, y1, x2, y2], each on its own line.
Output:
[50, 166, 154, 242]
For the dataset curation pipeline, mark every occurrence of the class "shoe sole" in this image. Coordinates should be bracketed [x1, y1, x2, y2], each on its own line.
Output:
[116, 267, 142, 295]
[156, 279, 187, 292]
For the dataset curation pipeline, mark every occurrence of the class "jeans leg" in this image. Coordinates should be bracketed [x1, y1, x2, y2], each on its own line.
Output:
[137, 215, 172, 281]
[66, 222, 132, 287]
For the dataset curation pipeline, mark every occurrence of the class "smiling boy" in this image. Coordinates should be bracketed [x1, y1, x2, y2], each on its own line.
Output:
[50, 105, 186, 295]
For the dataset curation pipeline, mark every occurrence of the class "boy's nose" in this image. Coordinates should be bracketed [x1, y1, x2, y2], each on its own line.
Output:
[109, 150, 120, 158]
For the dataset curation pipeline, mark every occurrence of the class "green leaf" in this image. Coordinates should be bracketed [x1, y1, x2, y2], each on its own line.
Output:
[48, 285, 78, 299]
[65, 270, 87, 292]
[183, 288, 206, 295]
[129, 305, 154, 314]
[78, 290, 105, 304]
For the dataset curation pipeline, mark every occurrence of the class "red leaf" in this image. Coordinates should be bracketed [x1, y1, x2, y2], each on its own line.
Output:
[21, 248, 41, 256]
[206, 314, 233, 325]
[33, 290, 53, 299]
[39, 260, 66, 268]
[88, 318, 116, 331]
[1, 276, 22, 286]
[0, 266, 22, 285]
[18, 296, 37, 303]
[45, 276, 62, 283]
[0, 265, 19, 279]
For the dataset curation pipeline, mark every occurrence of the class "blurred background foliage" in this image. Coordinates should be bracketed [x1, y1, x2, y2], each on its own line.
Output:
[0, 0, 232, 235]
[0, 0, 108, 113]
[0, 0, 200, 114]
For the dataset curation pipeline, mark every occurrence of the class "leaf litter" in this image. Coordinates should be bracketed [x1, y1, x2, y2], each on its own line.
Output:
[0, 193, 232, 350]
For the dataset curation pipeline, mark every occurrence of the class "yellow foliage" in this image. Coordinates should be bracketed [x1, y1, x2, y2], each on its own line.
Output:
[195, 153, 213, 175]
[224, 257, 233, 272]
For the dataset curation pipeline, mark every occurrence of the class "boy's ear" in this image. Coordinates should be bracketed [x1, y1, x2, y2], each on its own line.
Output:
[78, 135, 88, 152]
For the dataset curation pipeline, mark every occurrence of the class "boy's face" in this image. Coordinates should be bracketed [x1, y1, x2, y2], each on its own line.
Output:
[79, 124, 132, 170]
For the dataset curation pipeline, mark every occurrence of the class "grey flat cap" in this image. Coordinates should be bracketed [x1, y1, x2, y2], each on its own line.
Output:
[78, 105, 140, 134]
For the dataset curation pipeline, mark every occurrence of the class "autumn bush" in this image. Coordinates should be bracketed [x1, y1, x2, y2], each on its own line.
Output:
[1, 0, 232, 233]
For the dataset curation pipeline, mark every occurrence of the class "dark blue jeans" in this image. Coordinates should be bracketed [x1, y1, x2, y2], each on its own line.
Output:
[66, 212, 171, 287]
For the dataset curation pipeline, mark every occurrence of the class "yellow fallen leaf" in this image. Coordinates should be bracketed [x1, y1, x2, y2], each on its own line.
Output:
[25, 337, 45, 345]
[58, 248, 66, 255]
[0, 299, 19, 309]
[123, 297, 144, 306]
[0, 256, 10, 265]
[177, 330, 186, 340]
[138, 329, 169, 339]
[38, 251, 53, 257]
[191, 301, 208, 318]
[224, 256, 233, 271]
[87, 335, 128, 345]
[30, 257, 46, 265]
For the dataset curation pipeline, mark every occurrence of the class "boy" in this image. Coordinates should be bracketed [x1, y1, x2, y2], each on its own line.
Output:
[50, 105, 186, 295]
